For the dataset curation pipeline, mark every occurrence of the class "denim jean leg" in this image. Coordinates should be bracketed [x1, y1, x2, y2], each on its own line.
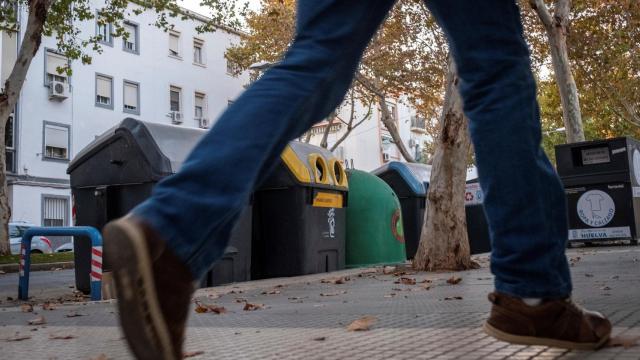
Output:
[425, 0, 572, 298]
[132, 0, 396, 280]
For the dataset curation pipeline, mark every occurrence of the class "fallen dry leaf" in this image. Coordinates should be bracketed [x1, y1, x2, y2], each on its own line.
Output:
[20, 304, 33, 313]
[243, 302, 265, 311]
[346, 316, 377, 331]
[65, 311, 86, 318]
[382, 266, 396, 274]
[49, 334, 76, 340]
[446, 276, 462, 285]
[320, 291, 347, 297]
[321, 276, 350, 284]
[4, 334, 31, 342]
[234, 298, 248, 303]
[420, 279, 433, 284]
[183, 350, 205, 358]
[27, 316, 46, 325]
[421, 284, 432, 291]
[194, 301, 227, 314]
[584, 273, 594, 277]
[313, 336, 326, 341]
[384, 293, 397, 298]
[261, 289, 281, 295]
[444, 296, 463, 301]
[607, 335, 640, 349]
[394, 277, 416, 285]
[600, 286, 611, 291]
[42, 302, 56, 311]
[207, 293, 220, 299]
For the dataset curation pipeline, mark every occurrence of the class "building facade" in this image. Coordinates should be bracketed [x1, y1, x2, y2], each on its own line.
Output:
[2, 1, 249, 227]
[2, 1, 429, 230]
[305, 99, 429, 172]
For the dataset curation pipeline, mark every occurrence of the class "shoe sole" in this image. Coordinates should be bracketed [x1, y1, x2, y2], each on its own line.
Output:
[104, 219, 176, 360]
[483, 322, 609, 351]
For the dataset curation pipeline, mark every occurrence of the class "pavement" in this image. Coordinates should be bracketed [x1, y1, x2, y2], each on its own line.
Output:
[0, 246, 638, 360]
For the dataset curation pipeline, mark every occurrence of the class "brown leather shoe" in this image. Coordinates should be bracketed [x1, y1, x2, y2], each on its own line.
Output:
[484, 292, 611, 350]
[104, 217, 195, 360]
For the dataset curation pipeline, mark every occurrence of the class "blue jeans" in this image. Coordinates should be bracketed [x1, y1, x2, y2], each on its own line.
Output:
[133, 0, 572, 299]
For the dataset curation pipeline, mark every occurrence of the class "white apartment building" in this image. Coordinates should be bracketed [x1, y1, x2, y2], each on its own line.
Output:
[2, 1, 249, 227]
[306, 99, 429, 172]
[2, 1, 429, 230]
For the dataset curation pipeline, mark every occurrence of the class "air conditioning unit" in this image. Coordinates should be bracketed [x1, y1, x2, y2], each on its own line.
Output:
[48, 80, 69, 101]
[382, 152, 390, 162]
[197, 117, 210, 129]
[169, 111, 183, 124]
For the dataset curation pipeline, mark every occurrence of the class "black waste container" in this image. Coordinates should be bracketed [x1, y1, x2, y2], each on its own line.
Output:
[556, 137, 640, 245]
[372, 162, 430, 259]
[67, 118, 252, 293]
[251, 142, 348, 280]
[374, 162, 492, 257]
[464, 171, 491, 254]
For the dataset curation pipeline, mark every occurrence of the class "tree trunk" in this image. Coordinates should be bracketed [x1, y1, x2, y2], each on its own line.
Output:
[377, 97, 416, 162]
[0, 0, 52, 255]
[413, 58, 475, 271]
[319, 111, 336, 149]
[530, 0, 585, 143]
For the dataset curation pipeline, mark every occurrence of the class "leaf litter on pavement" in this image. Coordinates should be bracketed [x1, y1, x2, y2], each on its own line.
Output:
[346, 316, 377, 331]
[194, 301, 227, 314]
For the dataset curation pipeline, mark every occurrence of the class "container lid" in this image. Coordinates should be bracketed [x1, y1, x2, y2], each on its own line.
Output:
[68, 118, 206, 176]
[278, 141, 348, 190]
[372, 162, 431, 195]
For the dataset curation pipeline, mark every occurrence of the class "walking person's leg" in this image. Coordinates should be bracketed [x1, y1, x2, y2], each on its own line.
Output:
[423, 0, 611, 349]
[103, 1, 396, 359]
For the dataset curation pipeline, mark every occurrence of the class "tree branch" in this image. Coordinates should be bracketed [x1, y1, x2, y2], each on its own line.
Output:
[529, 0, 554, 30]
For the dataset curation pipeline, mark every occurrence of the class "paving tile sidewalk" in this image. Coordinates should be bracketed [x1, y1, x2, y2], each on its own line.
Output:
[0, 246, 638, 359]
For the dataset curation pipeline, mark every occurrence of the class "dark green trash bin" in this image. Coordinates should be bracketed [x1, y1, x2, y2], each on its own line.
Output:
[345, 170, 406, 267]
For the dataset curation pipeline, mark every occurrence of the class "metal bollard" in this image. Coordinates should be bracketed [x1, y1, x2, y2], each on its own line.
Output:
[18, 226, 103, 301]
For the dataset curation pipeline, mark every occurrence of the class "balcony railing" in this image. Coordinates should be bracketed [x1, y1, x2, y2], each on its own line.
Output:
[410, 116, 426, 132]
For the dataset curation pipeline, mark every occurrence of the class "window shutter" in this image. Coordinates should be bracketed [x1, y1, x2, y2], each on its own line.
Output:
[46, 52, 67, 75]
[124, 23, 136, 39]
[195, 94, 204, 108]
[96, 76, 111, 98]
[45, 125, 68, 149]
[169, 34, 179, 53]
[124, 82, 138, 108]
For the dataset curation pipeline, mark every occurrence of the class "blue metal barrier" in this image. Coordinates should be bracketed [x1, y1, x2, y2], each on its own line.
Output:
[19, 226, 103, 301]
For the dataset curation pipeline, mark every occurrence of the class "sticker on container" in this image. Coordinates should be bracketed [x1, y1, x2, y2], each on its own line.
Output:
[633, 149, 640, 185]
[611, 147, 626, 155]
[327, 208, 336, 239]
[464, 183, 483, 206]
[569, 226, 631, 240]
[576, 190, 615, 227]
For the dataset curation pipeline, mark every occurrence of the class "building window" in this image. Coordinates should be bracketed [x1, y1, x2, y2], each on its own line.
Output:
[123, 80, 140, 114]
[42, 196, 69, 227]
[226, 59, 238, 75]
[43, 121, 70, 161]
[45, 50, 68, 86]
[95, 74, 113, 109]
[169, 31, 180, 57]
[96, 13, 112, 46]
[123, 21, 139, 54]
[170, 86, 181, 112]
[193, 38, 204, 65]
[5, 113, 15, 173]
[194, 92, 206, 118]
